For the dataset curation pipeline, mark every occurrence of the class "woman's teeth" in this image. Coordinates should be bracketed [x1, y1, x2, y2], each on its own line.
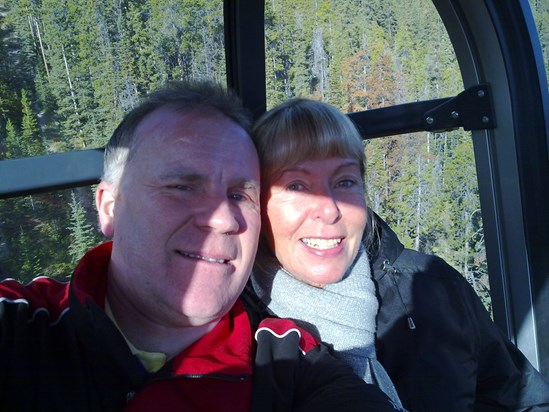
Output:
[301, 238, 341, 250]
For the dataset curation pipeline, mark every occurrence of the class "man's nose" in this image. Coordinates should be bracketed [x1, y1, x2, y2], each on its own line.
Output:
[195, 197, 240, 234]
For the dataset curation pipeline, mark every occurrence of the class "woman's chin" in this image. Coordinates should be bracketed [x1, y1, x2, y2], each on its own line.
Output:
[296, 271, 345, 288]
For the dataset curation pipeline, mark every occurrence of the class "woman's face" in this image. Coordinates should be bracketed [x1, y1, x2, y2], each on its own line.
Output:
[263, 157, 367, 287]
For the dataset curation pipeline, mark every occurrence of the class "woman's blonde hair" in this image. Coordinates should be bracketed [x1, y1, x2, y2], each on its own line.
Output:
[252, 98, 365, 184]
[252, 98, 376, 249]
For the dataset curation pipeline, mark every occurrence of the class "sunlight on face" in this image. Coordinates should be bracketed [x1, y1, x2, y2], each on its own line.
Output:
[263, 157, 367, 287]
[105, 108, 261, 327]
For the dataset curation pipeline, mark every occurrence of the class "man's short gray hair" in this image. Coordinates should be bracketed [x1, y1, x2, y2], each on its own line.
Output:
[102, 81, 251, 187]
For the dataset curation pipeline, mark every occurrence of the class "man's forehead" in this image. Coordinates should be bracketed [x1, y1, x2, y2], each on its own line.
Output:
[135, 109, 251, 149]
[158, 157, 259, 183]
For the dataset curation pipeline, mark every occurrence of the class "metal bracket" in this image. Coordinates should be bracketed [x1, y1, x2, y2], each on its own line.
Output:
[423, 83, 496, 132]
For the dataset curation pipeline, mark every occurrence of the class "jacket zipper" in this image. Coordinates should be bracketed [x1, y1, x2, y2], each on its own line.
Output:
[126, 373, 250, 404]
[381, 260, 416, 330]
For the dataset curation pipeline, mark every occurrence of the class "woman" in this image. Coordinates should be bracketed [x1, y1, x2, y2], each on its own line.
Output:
[249, 98, 404, 410]
[249, 98, 549, 412]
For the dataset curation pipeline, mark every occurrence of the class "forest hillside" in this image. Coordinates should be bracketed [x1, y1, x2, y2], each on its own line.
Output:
[0, 0, 547, 312]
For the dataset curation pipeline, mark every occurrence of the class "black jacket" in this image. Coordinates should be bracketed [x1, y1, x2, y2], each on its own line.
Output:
[370, 213, 549, 411]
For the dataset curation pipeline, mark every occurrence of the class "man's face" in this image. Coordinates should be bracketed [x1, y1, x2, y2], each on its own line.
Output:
[98, 107, 261, 327]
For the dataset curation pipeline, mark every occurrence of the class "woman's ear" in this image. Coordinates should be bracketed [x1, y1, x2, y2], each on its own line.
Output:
[96, 181, 116, 238]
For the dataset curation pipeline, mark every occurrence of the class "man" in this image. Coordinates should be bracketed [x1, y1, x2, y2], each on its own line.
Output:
[0, 81, 398, 411]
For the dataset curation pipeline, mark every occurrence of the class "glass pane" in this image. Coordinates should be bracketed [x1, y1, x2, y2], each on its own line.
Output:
[365, 131, 490, 313]
[0, 0, 225, 158]
[0, 187, 106, 282]
[529, 0, 549, 85]
[0, 0, 225, 280]
[264, 0, 491, 313]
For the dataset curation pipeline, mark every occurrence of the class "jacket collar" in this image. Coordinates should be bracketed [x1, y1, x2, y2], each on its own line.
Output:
[368, 210, 405, 281]
[71, 241, 112, 307]
[70, 241, 252, 379]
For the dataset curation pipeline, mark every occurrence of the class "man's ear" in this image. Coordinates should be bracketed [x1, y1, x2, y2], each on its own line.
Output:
[96, 181, 116, 238]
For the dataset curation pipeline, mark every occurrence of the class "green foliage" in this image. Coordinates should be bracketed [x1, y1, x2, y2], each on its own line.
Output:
[1, 0, 547, 313]
[0, 194, 74, 282]
[4, 118, 20, 158]
[20, 89, 45, 156]
[0, 0, 225, 282]
[2, 89, 45, 158]
[68, 190, 99, 266]
[530, 0, 549, 85]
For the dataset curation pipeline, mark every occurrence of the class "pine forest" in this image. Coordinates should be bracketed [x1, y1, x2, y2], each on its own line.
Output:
[1, 0, 548, 312]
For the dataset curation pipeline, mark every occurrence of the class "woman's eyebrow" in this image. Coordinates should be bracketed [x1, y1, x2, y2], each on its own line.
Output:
[279, 166, 312, 175]
[279, 160, 360, 175]
[333, 161, 362, 172]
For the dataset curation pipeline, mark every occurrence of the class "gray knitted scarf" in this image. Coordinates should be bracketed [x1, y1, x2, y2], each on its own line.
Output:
[251, 244, 404, 410]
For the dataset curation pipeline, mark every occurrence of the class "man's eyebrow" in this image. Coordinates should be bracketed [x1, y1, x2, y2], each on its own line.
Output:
[159, 171, 259, 191]
[158, 170, 206, 182]
[236, 179, 260, 194]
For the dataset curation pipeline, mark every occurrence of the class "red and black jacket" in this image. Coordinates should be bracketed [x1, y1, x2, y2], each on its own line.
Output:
[0, 241, 396, 412]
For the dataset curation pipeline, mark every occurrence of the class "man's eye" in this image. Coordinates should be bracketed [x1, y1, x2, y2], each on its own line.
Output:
[229, 193, 247, 202]
[171, 185, 192, 191]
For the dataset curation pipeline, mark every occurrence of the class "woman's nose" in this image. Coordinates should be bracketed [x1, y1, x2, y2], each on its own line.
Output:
[310, 193, 341, 224]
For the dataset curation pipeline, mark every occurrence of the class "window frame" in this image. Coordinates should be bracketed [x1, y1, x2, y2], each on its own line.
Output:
[1, 0, 547, 377]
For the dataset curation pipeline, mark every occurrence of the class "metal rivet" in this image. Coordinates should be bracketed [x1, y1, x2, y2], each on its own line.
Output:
[482, 116, 490, 123]
[478, 90, 485, 98]
[451, 111, 459, 119]
[425, 116, 434, 124]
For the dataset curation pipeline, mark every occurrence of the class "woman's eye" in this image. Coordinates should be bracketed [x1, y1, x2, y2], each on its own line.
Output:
[336, 179, 356, 188]
[287, 183, 305, 191]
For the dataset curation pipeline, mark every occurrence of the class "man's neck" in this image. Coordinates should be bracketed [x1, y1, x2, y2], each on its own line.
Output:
[105, 282, 218, 360]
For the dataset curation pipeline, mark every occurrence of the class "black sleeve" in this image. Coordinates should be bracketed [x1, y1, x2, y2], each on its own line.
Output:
[458, 277, 549, 411]
[376, 249, 549, 411]
[251, 323, 402, 412]
[294, 343, 403, 412]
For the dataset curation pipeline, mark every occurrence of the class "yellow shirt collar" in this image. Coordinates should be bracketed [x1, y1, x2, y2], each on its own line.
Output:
[104, 298, 167, 373]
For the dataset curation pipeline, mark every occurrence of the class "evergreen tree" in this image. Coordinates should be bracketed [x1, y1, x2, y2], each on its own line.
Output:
[264, 0, 296, 106]
[4, 118, 20, 159]
[530, 0, 549, 83]
[290, 2, 312, 99]
[4, 0, 544, 311]
[68, 191, 97, 265]
[20, 88, 44, 156]
[120, 0, 162, 94]
[16, 227, 42, 282]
